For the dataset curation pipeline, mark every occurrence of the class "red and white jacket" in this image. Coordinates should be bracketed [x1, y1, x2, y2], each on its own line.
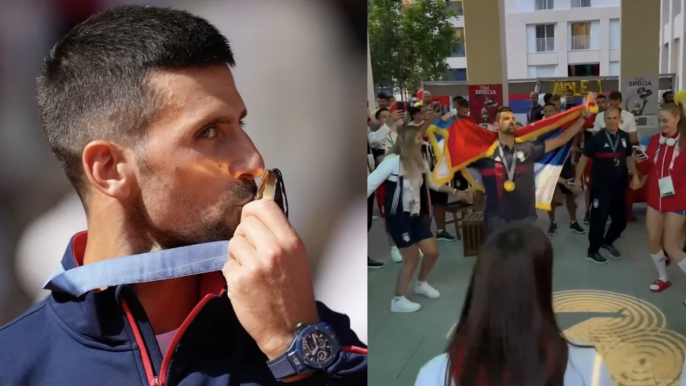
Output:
[644, 133, 686, 212]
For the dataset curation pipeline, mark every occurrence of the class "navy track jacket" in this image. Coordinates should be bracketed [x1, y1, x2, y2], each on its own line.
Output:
[0, 233, 367, 385]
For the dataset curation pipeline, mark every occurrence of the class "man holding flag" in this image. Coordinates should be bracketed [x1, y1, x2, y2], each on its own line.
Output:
[428, 96, 596, 237]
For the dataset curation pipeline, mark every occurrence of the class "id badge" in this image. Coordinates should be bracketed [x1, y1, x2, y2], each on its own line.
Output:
[658, 176, 676, 197]
[410, 200, 420, 215]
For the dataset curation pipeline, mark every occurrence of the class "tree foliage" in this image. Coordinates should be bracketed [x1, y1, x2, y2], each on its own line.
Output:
[369, 0, 462, 97]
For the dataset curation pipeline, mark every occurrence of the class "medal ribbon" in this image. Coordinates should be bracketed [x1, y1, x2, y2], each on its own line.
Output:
[604, 130, 621, 161]
[497, 142, 517, 184]
[43, 241, 229, 297]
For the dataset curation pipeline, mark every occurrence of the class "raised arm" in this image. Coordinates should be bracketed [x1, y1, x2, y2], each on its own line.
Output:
[544, 116, 586, 153]
[367, 156, 396, 197]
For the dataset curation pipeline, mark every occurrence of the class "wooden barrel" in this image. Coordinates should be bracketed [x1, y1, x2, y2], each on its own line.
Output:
[462, 212, 484, 257]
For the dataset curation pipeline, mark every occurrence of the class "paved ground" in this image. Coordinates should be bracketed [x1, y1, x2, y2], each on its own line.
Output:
[368, 199, 686, 386]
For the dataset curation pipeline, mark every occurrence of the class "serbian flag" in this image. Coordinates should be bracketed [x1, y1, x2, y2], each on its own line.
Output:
[428, 94, 598, 210]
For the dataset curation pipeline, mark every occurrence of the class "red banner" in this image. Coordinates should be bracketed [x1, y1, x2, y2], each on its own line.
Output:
[467, 84, 503, 127]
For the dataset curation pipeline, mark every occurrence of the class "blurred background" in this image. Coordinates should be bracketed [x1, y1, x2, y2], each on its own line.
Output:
[0, 0, 367, 343]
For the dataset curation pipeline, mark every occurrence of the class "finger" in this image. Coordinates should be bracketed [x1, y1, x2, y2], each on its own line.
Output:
[235, 215, 280, 255]
[227, 233, 259, 268]
[241, 200, 296, 242]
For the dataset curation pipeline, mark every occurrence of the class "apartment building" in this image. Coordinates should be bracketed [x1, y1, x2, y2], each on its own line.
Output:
[660, 0, 686, 90]
[505, 0, 621, 79]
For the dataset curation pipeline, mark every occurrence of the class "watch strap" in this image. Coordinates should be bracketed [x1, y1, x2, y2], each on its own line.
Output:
[267, 352, 298, 380]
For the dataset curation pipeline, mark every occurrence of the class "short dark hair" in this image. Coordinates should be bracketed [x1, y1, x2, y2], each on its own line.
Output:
[543, 103, 556, 109]
[376, 92, 388, 100]
[374, 108, 389, 119]
[494, 106, 513, 122]
[37, 6, 235, 200]
[596, 94, 607, 100]
[456, 98, 470, 109]
[452, 95, 464, 102]
[609, 91, 622, 101]
[663, 90, 674, 98]
[565, 88, 573, 94]
[543, 93, 553, 104]
[551, 94, 562, 102]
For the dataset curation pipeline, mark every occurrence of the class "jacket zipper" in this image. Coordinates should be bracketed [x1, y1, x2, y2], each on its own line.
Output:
[122, 289, 225, 386]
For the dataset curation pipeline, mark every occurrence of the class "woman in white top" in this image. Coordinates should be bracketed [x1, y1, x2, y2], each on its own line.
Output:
[368, 124, 470, 313]
[415, 223, 614, 385]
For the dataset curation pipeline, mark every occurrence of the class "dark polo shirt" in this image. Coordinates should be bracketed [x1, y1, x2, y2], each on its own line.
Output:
[471, 140, 545, 234]
[584, 129, 632, 189]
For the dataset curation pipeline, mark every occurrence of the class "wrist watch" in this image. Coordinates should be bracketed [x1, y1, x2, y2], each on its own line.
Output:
[267, 322, 341, 381]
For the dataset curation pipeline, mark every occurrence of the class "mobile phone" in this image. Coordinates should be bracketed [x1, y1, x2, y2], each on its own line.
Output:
[255, 169, 289, 218]
[396, 102, 405, 112]
[633, 146, 648, 160]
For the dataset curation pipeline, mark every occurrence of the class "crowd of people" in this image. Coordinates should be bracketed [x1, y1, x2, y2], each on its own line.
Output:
[369, 87, 686, 303]
[368, 87, 686, 383]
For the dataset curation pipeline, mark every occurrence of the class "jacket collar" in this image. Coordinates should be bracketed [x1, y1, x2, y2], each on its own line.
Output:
[48, 232, 227, 348]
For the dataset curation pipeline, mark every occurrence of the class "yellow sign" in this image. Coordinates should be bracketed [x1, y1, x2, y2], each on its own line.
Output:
[553, 79, 603, 96]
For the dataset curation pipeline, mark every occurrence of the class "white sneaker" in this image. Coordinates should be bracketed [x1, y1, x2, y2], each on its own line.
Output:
[414, 282, 440, 299]
[390, 297, 421, 313]
[390, 247, 403, 263]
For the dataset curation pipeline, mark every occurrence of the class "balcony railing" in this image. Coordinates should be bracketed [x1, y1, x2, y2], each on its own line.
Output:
[451, 44, 466, 57]
[535, 37, 555, 52]
[571, 35, 590, 50]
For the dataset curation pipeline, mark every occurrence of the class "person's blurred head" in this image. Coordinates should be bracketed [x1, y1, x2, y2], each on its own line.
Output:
[565, 88, 574, 104]
[596, 94, 608, 112]
[608, 91, 622, 109]
[551, 94, 562, 112]
[36, 5, 264, 247]
[530, 91, 539, 106]
[448, 223, 568, 386]
[494, 107, 516, 135]
[543, 93, 553, 105]
[455, 98, 470, 119]
[663, 90, 674, 104]
[422, 90, 432, 106]
[659, 102, 686, 146]
[375, 108, 390, 126]
[407, 103, 429, 124]
[387, 124, 424, 173]
[604, 105, 621, 132]
[431, 100, 441, 112]
[376, 92, 389, 109]
[452, 95, 463, 109]
[543, 103, 556, 118]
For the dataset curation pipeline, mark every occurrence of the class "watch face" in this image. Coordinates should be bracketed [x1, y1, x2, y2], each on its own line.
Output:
[302, 329, 334, 364]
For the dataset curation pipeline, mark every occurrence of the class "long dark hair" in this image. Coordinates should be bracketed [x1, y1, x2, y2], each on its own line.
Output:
[447, 223, 568, 386]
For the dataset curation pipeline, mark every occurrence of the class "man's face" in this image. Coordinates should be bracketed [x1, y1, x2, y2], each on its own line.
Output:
[609, 98, 621, 109]
[543, 105, 556, 118]
[530, 92, 539, 105]
[597, 97, 608, 112]
[377, 98, 388, 109]
[457, 106, 469, 119]
[495, 111, 516, 135]
[565, 91, 574, 104]
[422, 92, 431, 106]
[133, 65, 264, 247]
[378, 110, 390, 125]
[553, 99, 562, 112]
[604, 108, 621, 131]
[664, 92, 674, 103]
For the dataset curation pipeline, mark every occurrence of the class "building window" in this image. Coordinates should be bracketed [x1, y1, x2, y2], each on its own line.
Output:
[570, 22, 591, 50]
[571, 0, 590, 7]
[534, 24, 555, 52]
[568, 63, 599, 77]
[609, 61, 619, 76]
[609, 19, 620, 50]
[535, 0, 554, 10]
[451, 28, 466, 57]
[447, 68, 467, 81]
[446, 0, 463, 16]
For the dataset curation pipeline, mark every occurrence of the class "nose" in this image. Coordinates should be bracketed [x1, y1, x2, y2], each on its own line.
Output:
[228, 132, 265, 179]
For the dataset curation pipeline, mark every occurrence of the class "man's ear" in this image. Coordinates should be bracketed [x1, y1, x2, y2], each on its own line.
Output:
[82, 140, 136, 200]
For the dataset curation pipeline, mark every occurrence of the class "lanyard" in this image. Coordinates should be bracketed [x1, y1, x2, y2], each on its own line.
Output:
[43, 241, 229, 297]
[497, 142, 517, 183]
[604, 130, 621, 156]
[654, 135, 681, 173]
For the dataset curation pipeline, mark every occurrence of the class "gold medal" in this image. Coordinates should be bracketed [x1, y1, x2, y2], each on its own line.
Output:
[613, 158, 620, 167]
[504, 180, 515, 192]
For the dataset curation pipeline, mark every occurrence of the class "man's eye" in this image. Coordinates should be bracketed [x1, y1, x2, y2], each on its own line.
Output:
[199, 127, 217, 139]
[239, 119, 246, 128]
